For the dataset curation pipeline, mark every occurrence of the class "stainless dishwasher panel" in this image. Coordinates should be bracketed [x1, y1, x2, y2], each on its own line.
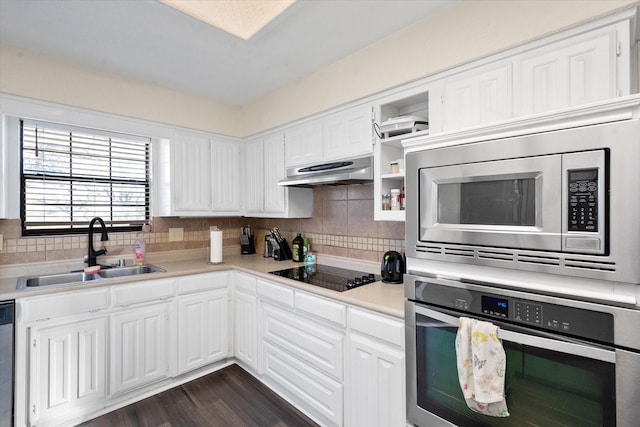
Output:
[0, 301, 14, 427]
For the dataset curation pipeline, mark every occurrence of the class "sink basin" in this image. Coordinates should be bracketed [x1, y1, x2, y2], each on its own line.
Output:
[97, 264, 165, 279]
[18, 272, 99, 288]
[17, 264, 166, 289]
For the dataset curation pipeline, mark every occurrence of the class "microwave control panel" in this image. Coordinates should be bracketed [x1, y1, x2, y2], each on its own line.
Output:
[568, 168, 598, 232]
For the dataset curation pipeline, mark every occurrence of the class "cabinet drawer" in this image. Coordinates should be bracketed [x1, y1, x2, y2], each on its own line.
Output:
[348, 307, 404, 348]
[21, 288, 110, 322]
[262, 303, 344, 381]
[263, 341, 343, 427]
[234, 272, 257, 294]
[295, 291, 346, 328]
[257, 279, 294, 308]
[178, 271, 229, 294]
[112, 278, 175, 307]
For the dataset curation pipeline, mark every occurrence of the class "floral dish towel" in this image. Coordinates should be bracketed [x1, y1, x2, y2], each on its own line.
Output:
[455, 316, 510, 417]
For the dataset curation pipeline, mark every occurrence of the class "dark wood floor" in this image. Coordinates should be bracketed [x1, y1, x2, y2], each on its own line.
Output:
[78, 364, 319, 427]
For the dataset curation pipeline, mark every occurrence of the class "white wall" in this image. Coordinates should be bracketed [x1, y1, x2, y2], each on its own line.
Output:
[0, 0, 637, 137]
[0, 43, 244, 137]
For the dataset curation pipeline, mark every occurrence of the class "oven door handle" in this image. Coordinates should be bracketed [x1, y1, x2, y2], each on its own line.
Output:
[415, 305, 615, 364]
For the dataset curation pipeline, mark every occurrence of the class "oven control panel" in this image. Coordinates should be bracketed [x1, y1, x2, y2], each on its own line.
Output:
[513, 301, 542, 325]
[415, 279, 615, 343]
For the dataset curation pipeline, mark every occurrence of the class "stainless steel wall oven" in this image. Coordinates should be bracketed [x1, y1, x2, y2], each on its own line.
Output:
[404, 100, 640, 426]
[405, 274, 640, 427]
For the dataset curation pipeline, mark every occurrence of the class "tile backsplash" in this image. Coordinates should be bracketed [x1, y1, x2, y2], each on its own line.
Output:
[0, 184, 404, 266]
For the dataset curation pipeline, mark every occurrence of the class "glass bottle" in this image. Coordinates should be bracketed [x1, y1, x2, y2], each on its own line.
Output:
[382, 194, 391, 210]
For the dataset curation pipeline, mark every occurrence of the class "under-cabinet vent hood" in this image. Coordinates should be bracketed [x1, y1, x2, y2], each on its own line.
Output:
[278, 156, 373, 187]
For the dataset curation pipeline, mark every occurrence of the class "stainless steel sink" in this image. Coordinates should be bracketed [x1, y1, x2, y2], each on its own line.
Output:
[17, 264, 166, 289]
[97, 264, 165, 279]
[18, 272, 99, 288]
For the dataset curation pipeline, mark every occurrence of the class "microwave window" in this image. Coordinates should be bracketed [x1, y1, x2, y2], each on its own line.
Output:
[438, 179, 535, 226]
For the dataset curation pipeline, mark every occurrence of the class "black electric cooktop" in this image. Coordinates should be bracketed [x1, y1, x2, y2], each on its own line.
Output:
[269, 264, 380, 292]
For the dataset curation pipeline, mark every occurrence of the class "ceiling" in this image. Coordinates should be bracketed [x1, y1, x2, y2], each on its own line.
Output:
[0, 0, 456, 106]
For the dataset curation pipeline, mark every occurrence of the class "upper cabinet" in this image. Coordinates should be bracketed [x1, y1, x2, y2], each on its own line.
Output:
[244, 132, 313, 218]
[322, 105, 374, 162]
[284, 121, 323, 168]
[163, 130, 242, 217]
[441, 61, 513, 131]
[284, 104, 374, 169]
[515, 21, 628, 116]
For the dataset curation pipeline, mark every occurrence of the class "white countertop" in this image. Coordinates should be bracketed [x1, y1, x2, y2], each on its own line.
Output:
[0, 251, 405, 319]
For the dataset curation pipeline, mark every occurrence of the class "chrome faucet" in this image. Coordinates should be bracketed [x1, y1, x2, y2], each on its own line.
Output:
[87, 217, 109, 267]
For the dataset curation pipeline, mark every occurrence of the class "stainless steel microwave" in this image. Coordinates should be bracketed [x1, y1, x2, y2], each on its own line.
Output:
[405, 118, 640, 285]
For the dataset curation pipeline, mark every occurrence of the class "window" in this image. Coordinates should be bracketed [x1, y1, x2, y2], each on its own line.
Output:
[21, 119, 150, 235]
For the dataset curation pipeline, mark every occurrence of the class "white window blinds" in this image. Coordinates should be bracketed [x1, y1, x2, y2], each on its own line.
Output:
[21, 119, 150, 235]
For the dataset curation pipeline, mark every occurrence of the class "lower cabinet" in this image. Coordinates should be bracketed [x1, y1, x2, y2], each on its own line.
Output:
[29, 316, 108, 424]
[260, 300, 344, 427]
[233, 272, 258, 370]
[178, 288, 229, 374]
[17, 271, 405, 427]
[110, 302, 172, 395]
[345, 307, 406, 427]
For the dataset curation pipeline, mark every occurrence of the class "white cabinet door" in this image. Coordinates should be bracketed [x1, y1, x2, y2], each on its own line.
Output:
[234, 281, 258, 371]
[177, 288, 229, 374]
[345, 307, 405, 427]
[210, 137, 242, 214]
[244, 137, 264, 214]
[517, 25, 619, 116]
[323, 105, 373, 162]
[110, 303, 170, 395]
[29, 317, 108, 424]
[263, 132, 286, 214]
[172, 131, 211, 214]
[284, 121, 323, 167]
[442, 62, 513, 131]
[345, 332, 405, 427]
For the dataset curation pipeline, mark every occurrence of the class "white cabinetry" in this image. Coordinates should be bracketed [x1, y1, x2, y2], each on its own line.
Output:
[263, 133, 287, 214]
[284, 120, 323, 168]
[258, 279, 346, 427]
[233, 272, 258, 371]
[515, 21, 628, 116]
[442, 61, 513, 131]
[18, 288, 111, 426]
[323, 105, 374, 162]
[210, 137, 242, 214]
[110, 302, 171, 395]
[170, 130, 242, 216]
[345, 307, 405, 427]
[243, 132, 313, 218]
[109, 278, 175, 395]
[172, 131, 211, 214]
[29, 317, 108, 424]
[177, 272, 230, 374]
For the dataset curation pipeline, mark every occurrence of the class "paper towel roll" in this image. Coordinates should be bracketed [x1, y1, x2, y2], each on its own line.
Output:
[209, 226, 223, 264]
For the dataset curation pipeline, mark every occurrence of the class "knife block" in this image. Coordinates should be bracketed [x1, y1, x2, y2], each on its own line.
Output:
[272, 238, 292, 261]
[241, 234, 256, 255]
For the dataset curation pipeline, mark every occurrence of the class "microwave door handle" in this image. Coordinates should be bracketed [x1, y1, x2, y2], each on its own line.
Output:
[414, 305, 615, 363]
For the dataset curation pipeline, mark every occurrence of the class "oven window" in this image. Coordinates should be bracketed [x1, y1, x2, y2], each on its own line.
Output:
[438, 179, 535, 226]
[416, 315, 615, 426]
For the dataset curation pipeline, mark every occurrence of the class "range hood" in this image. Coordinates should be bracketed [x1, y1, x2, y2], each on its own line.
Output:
[278, 156, 373, 187]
